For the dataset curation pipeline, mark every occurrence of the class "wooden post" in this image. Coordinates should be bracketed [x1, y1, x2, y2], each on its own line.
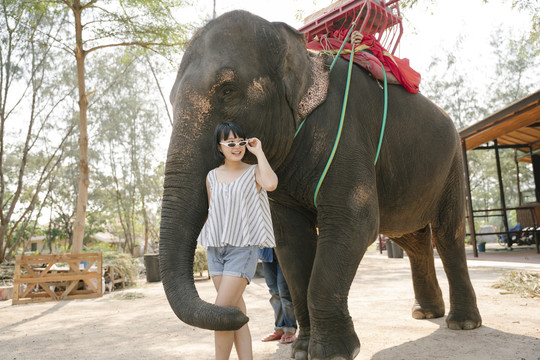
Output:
[494, 140, 510, 240]
[462, 140, 477, 257]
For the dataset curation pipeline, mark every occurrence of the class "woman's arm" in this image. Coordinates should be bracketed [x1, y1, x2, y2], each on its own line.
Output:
[206, 176, 211, 205]
[246, 137, 278, 191]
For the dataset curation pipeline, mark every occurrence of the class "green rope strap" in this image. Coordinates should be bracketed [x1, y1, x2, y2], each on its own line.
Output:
[293, 0, 387, 207]
[374, 62, 387, 165]
[313, 45, 357, 208]
[295, 55, 388, 208]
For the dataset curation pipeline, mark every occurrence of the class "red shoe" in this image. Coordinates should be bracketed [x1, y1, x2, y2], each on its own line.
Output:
[279, 334, 296, 344]
[261, 332, 283, 342]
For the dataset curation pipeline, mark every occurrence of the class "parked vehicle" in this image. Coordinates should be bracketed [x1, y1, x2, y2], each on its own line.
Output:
[498, 223, 538, 248]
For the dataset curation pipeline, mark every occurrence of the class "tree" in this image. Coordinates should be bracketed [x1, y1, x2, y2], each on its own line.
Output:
[400, 0, 539, 54]
[0, 3, 75, 262]
[89, 50, 166, 255]
[45, 0, 190, 254]
[486, 29, 539, 111]
[420, 37, 485, 130]
[419, 23, 539, 231]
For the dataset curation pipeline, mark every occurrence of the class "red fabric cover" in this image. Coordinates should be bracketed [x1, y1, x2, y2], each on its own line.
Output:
[307, 30, 421, 93]
[307, 38, 400, 85]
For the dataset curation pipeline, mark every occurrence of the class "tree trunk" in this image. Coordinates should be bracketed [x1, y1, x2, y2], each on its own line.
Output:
[0, 227, 7, 263]
[142, 195, 149, 254]
[71, 1, 89, 254]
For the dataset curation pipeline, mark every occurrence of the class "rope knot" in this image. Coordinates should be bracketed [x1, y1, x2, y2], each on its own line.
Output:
[350, 31, 364, 47]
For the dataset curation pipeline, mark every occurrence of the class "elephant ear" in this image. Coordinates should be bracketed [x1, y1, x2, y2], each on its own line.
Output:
[273, 22, 330, 125]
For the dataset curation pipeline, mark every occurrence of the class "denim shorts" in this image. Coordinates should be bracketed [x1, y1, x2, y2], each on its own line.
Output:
[206, 245, 259, 283]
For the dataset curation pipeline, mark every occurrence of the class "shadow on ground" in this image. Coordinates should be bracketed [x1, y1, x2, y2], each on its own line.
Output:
[371, 322, 540, 360]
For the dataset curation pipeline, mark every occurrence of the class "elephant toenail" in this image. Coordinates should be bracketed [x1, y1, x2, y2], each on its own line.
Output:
[464, 321, 476, 330]
[412, 311, 425, 319]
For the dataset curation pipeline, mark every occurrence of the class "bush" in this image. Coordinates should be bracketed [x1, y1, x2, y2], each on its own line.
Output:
[0, 262, 15, 286]
[194, 245, 208, 276]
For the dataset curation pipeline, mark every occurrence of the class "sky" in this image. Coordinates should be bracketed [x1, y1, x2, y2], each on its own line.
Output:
[174, 0, 533, 92]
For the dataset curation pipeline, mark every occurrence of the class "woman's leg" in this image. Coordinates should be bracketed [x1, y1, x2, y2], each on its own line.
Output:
[233, 295, 253, 359]
[213, 275, 252, 360]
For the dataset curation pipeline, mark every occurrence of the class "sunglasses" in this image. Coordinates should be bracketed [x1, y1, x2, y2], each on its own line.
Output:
[220, 140, 248, 148]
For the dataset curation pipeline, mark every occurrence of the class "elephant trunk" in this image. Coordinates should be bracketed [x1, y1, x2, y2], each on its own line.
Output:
[159, 145, 248, 331]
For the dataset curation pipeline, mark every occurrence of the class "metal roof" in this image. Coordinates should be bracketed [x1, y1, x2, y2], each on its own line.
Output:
[459, 89, 540, 161]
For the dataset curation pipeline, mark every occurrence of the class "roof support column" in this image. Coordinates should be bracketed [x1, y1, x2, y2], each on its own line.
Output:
[529, 147, 540, 203]
[515, 149, 522, 206]
[494, 140, 510, 238]
[462, 140, 477, 257]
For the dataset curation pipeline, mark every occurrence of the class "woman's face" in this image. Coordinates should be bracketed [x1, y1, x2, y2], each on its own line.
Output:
[219, 131, 246, 162]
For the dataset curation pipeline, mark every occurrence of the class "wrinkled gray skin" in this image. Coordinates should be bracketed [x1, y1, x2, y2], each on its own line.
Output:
[160, 10, 482, 360]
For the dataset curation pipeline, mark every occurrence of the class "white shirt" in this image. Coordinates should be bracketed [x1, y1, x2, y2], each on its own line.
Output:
[197, 165, 276, 248]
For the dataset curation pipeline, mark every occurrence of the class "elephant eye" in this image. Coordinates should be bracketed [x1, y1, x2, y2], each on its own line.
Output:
[222, 87, 233, 97]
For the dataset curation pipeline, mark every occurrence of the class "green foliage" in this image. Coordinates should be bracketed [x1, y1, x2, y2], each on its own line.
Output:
[419, 21, 538, 233]
[423, 49, 485, 130]
[511, 0, 539, 54]
[194, 245, 208, 276]
[0, 1, 79, 261]
[57, 0, 193, 60]
[85, 242, 116, 252]
[86, 49, 166, 254]
[0, 263, 15, 286]
[401, 0, 538, 55]
[487, 30, 538, 110]
[1, 0, 187, 259]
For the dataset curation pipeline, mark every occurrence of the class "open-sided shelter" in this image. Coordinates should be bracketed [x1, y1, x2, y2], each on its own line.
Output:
[459, 89, 540, 256]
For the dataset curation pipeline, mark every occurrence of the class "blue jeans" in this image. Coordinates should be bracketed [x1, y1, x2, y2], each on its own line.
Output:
[262, 254, 297, 334]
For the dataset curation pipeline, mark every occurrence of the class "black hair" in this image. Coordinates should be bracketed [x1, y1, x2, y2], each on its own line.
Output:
[213, 122, 246, 161]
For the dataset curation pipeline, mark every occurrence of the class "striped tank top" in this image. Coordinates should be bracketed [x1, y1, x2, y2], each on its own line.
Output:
[197, 164, 276, 248]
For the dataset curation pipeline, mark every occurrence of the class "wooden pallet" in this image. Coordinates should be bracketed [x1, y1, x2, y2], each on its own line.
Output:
[12, 253, 103, 305]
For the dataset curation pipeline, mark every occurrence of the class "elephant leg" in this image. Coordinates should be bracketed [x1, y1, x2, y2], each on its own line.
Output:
[306, 207, 376, 360]
[270, 203, 317, 360]
[391, 226, 445, 320]
[431, 163, 482, 330]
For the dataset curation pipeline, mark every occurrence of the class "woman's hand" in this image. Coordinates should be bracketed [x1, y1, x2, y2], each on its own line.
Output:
[246, 137, 263, 156]
[246, 137, 278, 191]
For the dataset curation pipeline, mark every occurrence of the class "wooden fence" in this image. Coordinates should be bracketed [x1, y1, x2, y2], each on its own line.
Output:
[12, 253, 103, 305]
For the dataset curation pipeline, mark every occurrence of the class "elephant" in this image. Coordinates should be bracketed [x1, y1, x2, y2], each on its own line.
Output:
[160, 10, 482, 360]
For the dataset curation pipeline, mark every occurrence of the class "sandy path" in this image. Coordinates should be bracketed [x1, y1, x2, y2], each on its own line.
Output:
[1, 253, 539, 360]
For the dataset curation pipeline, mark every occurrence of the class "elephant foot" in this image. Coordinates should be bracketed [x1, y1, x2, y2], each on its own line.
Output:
[446, 307, 482, 330]
[411, 299, 445, 319]
[305, 332, 360, 360]
[291, 333, 310, 359]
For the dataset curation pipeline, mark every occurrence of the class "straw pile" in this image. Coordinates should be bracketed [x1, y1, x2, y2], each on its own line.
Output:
[493, 270, 540, 298]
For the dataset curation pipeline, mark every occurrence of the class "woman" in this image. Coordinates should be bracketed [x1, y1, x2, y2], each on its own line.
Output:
[197, 121, 278, 360]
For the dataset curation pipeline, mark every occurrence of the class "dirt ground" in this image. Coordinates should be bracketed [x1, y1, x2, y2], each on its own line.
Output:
[1, 246, 539, 360]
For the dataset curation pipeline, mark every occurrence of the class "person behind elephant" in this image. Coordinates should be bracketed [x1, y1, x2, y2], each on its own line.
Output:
[259, 247, 297, 344]
[196, 121, 278, 360]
